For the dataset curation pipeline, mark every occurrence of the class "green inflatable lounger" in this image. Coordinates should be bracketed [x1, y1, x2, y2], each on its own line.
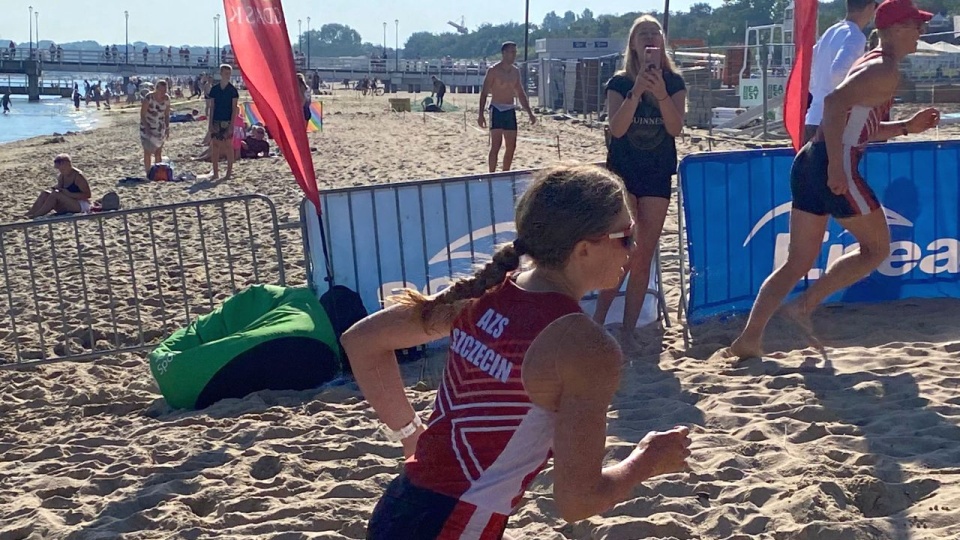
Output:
[150, 284, 342, 410]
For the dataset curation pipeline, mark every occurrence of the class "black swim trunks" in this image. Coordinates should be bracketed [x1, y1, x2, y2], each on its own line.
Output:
[791, 141, 880, 219]
[490, 107, 518, 131]
[368, 474, 508, 540]
[210, 120, 232, 141]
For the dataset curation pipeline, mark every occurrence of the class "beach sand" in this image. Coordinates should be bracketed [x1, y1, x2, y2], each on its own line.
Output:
[1, 90, 959, 539]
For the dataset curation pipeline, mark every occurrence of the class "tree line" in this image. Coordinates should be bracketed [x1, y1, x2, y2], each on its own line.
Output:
[6, 0, 951, 63]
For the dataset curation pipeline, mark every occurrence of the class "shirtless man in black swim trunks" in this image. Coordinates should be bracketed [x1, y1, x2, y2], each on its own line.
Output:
[726, 0, 940, 360]
[478, 42, 536, 173]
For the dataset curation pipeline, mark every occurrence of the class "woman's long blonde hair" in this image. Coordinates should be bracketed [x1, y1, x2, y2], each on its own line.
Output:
[621, 15, 680, 80]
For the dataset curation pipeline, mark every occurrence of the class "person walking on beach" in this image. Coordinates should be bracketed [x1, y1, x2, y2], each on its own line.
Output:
[344, 163, 692, 540]
[431, 75, 446, 108]
[205, 64, 240, 180]
[140, 80, 171, 177]
[478, 42, 536, 172]
[591, 15, 687, 353]
[803, 0, 878, 144]
[1, 92, 11, 114]
[726, 0, 941, 360]
[72, 84, 81, 111]
[297, 73, 312, 121]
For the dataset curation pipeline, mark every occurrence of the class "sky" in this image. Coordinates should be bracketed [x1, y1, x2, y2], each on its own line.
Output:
[1, 0, 721, 48]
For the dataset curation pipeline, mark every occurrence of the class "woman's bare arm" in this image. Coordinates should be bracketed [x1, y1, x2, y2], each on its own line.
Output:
[341, 299, 459, 455]
[539, 314, 692, 523]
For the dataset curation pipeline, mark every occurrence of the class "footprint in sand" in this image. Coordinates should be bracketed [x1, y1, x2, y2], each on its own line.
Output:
[184, 495, 220, 518]
[250, 454, 282, 481]
[788, 422, 830, 444]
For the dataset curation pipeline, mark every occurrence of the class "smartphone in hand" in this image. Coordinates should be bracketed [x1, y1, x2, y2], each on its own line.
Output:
[644, 47, 662, 71]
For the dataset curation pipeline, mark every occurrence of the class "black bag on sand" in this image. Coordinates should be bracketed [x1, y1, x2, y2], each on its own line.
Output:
[319, 285, 368, 374]
[319, 284, 428, 373]
[101, 191, 121, 211]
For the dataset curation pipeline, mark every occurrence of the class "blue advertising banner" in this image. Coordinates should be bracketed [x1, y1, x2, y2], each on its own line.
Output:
[679, 140, 960, 324]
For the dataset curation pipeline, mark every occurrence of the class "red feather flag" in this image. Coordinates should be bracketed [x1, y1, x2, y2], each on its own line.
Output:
[222, 0, 321, 212]
[784, 0, 819, 152]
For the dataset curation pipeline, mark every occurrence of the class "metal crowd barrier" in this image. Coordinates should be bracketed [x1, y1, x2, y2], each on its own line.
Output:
[301, 167, 670, 326]
[0, 195, 285, 369]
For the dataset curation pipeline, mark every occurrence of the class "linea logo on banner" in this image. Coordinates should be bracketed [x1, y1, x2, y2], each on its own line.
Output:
[741, 203, 960, 278]
[380, 221, 517, 303]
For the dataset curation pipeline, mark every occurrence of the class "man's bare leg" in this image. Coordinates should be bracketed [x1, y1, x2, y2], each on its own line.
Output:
[785, 209, 891, 323]
[224, 140, 236, 180]
[209, 140, 221, 179]
[728, 209, 828, 359]
[502, 130, 518, 171]
[488, 129, 503, 172]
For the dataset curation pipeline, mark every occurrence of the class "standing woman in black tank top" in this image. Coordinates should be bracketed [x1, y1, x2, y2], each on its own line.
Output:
[592, 15, 687, 353]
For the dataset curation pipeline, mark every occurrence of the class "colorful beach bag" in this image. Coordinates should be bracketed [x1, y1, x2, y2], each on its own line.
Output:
[148, 163, 174, 182]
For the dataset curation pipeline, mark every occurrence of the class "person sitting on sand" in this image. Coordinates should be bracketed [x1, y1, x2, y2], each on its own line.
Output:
[240, 125, 270, 159]
[27, 154, 92, 218]
[343, 163, 693, 539]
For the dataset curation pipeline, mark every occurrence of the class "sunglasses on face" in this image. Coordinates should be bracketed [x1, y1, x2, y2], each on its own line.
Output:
[608, 225, 635, 249]
[53, 159, 63, 166]
[590, 222, 635, 249]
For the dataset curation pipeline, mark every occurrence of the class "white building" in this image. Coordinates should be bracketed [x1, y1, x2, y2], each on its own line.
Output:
[535, 38, 625, 112]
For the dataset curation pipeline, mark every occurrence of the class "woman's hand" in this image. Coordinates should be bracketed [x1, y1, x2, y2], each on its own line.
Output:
[630, 73, 649, 97]
[906, 107, 940, 134]
[643, 70, 669, 102]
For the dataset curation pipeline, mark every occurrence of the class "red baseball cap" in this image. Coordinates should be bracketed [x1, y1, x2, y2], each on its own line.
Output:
[875, 0, 933, 30]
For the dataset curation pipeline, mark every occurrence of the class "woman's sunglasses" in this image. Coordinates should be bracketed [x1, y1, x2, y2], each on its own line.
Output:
[589, 222, 635, 249]
[607, 225, 636, 249]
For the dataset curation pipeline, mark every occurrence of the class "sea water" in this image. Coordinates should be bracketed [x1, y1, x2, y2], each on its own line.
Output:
[0, 95, 101, 145]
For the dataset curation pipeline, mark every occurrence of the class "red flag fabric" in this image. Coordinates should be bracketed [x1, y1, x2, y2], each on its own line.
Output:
[784, 0, 819, 152]
[223, 0, 320, 211]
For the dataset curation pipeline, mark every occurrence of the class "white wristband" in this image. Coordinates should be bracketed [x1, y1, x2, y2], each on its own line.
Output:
[383, 414, 423, 443]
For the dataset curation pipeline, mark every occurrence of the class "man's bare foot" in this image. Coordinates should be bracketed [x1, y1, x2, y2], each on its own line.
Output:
[221, 173, 232, 181]
[781, 301, 823, 353]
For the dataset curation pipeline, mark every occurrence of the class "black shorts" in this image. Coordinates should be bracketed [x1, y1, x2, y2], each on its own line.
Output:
[368, 474, 508, 540]
[490, 108, 517, 131]
[211, 120, 232, 141]
[608, 162, 673, 199]
[791, 141, 880, 219]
